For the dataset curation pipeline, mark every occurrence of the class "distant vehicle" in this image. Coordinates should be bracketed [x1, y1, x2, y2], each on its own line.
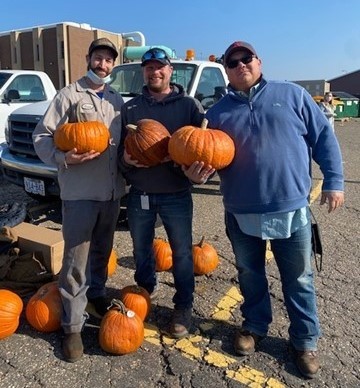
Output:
[0, 70, 57, 144]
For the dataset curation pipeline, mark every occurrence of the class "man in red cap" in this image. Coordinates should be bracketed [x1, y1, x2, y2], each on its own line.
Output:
[206, 40, 344, 379]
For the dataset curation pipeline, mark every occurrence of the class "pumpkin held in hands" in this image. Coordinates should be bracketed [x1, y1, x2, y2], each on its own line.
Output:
[192, 236, 219, 275]
[0, 289, 23, 340]
[124, 119, 171, 166]
[153, 237, 173, 272]
[99, 299, 144, 355]
[54, 120, 110, 154]
[25, 281, 62, 332]
[168, 118, 235, 170]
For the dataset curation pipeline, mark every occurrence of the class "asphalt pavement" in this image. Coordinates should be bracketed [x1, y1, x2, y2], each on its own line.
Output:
[0, 120, 359, 388]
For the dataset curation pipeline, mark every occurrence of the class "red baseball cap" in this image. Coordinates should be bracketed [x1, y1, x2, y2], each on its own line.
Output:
[224, 41, 257, 65]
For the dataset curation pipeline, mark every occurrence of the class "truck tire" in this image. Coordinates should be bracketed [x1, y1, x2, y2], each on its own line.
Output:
[0, 202, 27, 228]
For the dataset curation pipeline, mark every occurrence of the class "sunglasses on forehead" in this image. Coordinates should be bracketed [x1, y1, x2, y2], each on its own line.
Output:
[227, 55, 256, 69]
[142, 49, 170, 61]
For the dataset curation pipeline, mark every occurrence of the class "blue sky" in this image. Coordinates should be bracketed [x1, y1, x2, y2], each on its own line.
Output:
[1, 0, 360, 81]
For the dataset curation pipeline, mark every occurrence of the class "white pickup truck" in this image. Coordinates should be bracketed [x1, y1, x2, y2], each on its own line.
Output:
[0, 70, 57, 144]
[0, 60, 228, 200]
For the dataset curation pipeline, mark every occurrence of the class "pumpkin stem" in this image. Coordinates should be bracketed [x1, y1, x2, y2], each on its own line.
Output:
[200, 118, 209, 130]
[126, 124, 138, 132]
[109, 298, 127, 313]
[198, 236, 206, 247]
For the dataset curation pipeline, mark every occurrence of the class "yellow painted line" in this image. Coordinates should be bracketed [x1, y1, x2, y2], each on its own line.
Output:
[227, 366, 286, 387]
[143, 286, 285, 386]
[310, 179, 323, 204]
[210, 285, 244, 321]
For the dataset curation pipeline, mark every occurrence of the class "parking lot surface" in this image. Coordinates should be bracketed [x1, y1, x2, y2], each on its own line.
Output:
[0, 121, 359, 387]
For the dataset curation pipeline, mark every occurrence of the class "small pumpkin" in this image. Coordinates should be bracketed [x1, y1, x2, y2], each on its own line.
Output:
[99, 299, 144, 355]
[107, 249, 118, 277]
[119, 285, 151, 321]
[0, 289, 23, 340]
[25, 281, 62, 332]
[192, 236, 219, 275]
[153, 237, 173, 272]
[124, 119, 171, 166]
[54, 103, 110, 154]
[168, 118, 235, 170]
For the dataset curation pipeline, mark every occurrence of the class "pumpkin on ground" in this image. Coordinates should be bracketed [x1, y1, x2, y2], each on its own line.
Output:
[107, 249, 118, 277]
[168, 118, 235, 170]
[25, 281, 62, 332]
[0, 289, 23, 340]
[119, 285, 151, 321]
[153, 237, 173, 272]
[192, 236, 219, 275]
[99, 299, 144, 355]
[124, 119, 171, 166]
[54, 103, 110, 154]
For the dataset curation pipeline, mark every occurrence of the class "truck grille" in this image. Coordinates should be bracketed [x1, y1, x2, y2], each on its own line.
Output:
[8, 113, 42, 158]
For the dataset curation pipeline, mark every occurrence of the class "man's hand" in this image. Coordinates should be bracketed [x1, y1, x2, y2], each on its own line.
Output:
[65, 148, 100, 165]
[182, 161, 215, 184]
[123, 149, 148, 168]
[320, 191, 345, 213]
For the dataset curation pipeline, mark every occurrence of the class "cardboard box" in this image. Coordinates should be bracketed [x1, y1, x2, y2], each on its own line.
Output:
[12, 222, 64, 275]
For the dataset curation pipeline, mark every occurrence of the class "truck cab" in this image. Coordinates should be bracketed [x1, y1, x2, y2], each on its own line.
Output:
[0, 60, 228, 201]
[0, 70, 57, 144]
[111, 60, 228, 108]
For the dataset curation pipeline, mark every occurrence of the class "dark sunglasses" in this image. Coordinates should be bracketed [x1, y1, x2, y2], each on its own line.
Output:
[227, 55, 256, 69]
[142, 49, 169, 62]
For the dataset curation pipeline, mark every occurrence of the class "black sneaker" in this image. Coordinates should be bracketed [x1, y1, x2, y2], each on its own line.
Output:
[87, 296, 112, 317]
[169, 307, 192, 338]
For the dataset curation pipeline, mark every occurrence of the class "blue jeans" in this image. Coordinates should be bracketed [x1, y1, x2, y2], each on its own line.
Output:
[225, 211, 321, 351]
[127, 187, 194, 309]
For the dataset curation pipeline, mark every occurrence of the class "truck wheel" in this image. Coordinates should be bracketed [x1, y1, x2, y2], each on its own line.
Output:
[0, 202, 27, 228]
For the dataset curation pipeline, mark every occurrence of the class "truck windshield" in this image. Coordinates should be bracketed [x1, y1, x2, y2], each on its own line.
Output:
[0, 73, 12, 89]
[110, 63, 197, 97]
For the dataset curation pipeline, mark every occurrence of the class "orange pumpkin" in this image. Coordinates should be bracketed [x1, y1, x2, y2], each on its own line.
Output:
[54, 103, 110, 154]
[124, 119, 171, 166]
[99, 299, 144, 355]
[119, 285, 151, 321]
[168, 118, 235, 170]
[192, 236, 219, 275]
[107, 249, 118, 277]
[0, 289, 23, 340]
[153, 237, 173, 272]
[25, 281, 62, 332]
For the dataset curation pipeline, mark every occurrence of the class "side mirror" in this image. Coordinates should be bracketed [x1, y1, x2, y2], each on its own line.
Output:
[214, 86, 227, 100]
[5, 89, 21, 102]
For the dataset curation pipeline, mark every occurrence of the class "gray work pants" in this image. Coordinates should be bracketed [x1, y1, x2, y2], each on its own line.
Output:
[59, 199, 120, 333]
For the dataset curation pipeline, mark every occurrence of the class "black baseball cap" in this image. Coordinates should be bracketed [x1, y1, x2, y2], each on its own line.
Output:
[88, 38, 118, 59]
[141, 48, 171, 67]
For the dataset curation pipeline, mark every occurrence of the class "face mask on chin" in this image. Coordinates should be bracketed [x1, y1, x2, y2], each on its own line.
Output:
[86, 69, 112, 85]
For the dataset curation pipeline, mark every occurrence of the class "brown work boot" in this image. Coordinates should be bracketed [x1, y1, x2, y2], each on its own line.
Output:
[62, 333, 84, 362]
[234, 329, 264, 356]
[169, 307, 192, 339]
[295, 350, 320, 378]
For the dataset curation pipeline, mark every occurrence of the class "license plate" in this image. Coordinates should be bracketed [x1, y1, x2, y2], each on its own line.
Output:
[24, 177, 45, 196]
